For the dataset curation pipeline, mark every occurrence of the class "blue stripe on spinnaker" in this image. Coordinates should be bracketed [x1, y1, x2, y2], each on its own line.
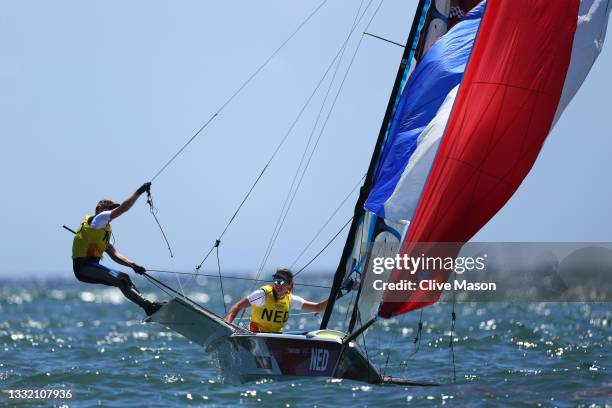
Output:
[369, 0, 432, 184]
[365, 2, 486, 218]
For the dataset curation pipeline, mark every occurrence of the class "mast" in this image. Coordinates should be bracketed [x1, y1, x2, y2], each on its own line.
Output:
[320, 0, 429, 331]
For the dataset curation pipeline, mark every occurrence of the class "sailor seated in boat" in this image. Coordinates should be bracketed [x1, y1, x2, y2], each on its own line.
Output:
[225, 268, 328, 333]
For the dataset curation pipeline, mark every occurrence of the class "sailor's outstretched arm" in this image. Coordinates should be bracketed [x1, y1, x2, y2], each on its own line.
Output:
[301, 298, 329, 313]
[110, 182, 151, 220]
[225, 297, 250, 323]
[106, 244, 146, 274]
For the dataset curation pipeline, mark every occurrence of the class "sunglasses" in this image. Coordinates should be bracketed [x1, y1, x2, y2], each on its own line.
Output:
[273, 278, 288, 286]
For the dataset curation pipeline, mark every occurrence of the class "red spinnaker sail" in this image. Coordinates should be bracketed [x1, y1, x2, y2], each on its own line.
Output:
[379, 0, 580, 318]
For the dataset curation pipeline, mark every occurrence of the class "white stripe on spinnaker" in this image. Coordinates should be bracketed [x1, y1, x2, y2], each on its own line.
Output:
[383, 85, 459, 223]
[553, 0, 610, 126]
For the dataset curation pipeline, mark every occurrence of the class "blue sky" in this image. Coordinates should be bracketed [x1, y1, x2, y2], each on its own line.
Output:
[1, 1, 610, 278]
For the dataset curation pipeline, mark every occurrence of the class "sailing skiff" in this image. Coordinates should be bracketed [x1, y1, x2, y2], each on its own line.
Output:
[143, 0, 609, 384]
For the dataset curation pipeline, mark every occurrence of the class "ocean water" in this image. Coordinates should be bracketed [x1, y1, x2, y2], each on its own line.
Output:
[0, 277, 609, 407]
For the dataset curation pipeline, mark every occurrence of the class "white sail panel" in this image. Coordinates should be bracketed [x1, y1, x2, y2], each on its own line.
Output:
[552, 0, 611, 125]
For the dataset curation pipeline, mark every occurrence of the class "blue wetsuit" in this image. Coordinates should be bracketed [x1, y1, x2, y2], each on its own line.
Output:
[73, 257, 154, 312]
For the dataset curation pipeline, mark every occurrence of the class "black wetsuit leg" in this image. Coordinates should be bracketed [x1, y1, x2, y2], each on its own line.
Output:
[73, 260, 153, 310]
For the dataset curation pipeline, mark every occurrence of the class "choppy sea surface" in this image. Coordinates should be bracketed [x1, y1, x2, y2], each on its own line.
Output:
[0, 276, 610, 407]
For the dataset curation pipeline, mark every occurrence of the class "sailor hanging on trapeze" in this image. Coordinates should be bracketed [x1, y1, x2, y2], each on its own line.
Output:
[71, 182, 163, 316]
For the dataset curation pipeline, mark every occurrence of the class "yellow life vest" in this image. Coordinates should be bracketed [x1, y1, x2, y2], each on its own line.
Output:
[250, 285, 291, 333]
[71, 215, 112, 259]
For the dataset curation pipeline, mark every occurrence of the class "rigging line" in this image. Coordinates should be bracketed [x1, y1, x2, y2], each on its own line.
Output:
[146, 269, 331, 288]
[144, 274, 175, 299]
[449, 271, 457, 382]
[381, 315, 401, 376]
[295, 216, 353, 276]
[236, 308, 247, 331]
[149, 0, 330, 182]
[342, 230, 366, 331]
[146, 190, 174, 258]
[216, 245, 227, 315]
[320, 0, 407, 332]
[144, 187, 177, 293]
[363, 32, 405, 48]
[409, 309, 424, 357]
[257, 0, 383, 276]
[193, 0, 370, 273]
[344, 291, 355, 326]
[256, 0, 373, 278]
[356, 313, 373, 381]
[142, 272, 212, 312]
[290, 173, 365, 269]
[175, 269, 186, 297]
[150, 113, 217, 182]
[193, 45, 339, 271]
[345, 189, 369, 334]
[263, 0, 386, 273]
